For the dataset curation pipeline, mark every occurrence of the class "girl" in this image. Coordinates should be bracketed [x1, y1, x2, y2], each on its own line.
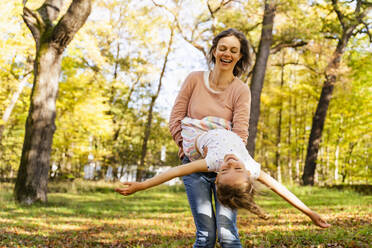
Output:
[116, 127, 331, 230]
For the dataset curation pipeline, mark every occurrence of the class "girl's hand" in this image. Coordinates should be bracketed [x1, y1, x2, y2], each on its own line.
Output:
[202, 145, 208, 158]
[115, 182, 142, 196]
[309, 212, 331, 228]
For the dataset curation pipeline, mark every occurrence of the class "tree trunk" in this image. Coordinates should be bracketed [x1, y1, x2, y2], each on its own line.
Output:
[318, 147, 324, 185]
[288, 92, 293, 184]
[15, 45, 62, 204]
[247, 0, 276, 156]
[275, 52, 285, 178]
[302, 36, 354, 185]
[302, 79, 337, 185]
[302, 0, 369, 185]
[294, 95, 300, 184]
[295, 159, 300, 184]
[326, 146, 330, 185]
[288, 160, 293, 184]
[334, 144, 340, 183]
[136, 27, 174, 181]
[113, 75, 141, 141]
[342, 142, 356, 183]
[14, 0, 91, 204]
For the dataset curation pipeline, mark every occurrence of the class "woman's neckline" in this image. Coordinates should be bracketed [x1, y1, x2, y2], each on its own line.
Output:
[203, 71, 235, 93]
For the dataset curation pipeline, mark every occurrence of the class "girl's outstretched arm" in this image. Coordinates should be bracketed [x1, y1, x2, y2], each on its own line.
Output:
[115, 159, 208, 196]
[257, 171, 331, 228]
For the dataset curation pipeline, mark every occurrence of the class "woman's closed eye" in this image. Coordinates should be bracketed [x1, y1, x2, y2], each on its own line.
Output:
[218, 46, 239, 54]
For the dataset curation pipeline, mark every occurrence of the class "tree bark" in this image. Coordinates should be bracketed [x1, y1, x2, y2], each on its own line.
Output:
[14, 0, 91, 204]
[136, 27, 174, 181]
[287, 89, 293, 184]
[275, 52, 285, 177]
[247, 0, 276, 157]
[301, 0, 367, 185]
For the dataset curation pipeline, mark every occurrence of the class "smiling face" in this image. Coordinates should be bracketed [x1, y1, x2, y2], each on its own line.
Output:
[212, 35, 242, 73]
[216, 154, 249, 186]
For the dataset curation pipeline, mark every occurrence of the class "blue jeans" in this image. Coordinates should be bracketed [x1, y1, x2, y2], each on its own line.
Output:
[182, 156, 242, 248]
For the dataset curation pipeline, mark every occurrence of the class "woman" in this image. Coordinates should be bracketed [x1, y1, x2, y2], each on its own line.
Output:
[169, 28, 251, 248]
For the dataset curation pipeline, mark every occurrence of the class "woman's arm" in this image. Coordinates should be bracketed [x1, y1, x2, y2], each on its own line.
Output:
[169, 72, 196, 151]
[231, 84, 251, 144]
[257, 171, 331, 228]
[115, 159, 208, 196]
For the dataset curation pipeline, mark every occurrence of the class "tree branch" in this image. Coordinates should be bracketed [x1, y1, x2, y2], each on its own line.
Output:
[361, 1, 372, 7]
[37, 0, 63, 25]
[151, 0, 208, 59]
[207, 1, 214, 18]
[322, 33, 340, 40]
[355, 1, 372, 42]
[332, 0, 346, 31]
[353, 19, 372, 41]
[152, 0, 233, 63]
[113, 74, 142, 141]
[22, 7, 44, 47]
[81, 57, 100, 73]
[155, 26, 174, 98]
[151, 1, 187, 38]
[208, 0, 234, 16]
[271, 40, 308, 54]
[52, 0, 92, 53]
[207, 0, 234, 33]
[271, 61, 319, 74]
[356, 0, 362, 14]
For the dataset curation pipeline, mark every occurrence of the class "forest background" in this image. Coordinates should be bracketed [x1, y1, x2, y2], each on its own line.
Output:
[0, 0, 371, 188]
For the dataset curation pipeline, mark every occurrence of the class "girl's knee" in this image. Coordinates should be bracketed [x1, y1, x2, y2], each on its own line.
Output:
[218, 227, 241, 247]
[217, 217, 241, 248]
[194, 230, 216, 248]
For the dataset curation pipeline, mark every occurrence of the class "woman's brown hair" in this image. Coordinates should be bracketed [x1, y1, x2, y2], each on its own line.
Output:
[208, 28, 251, 77]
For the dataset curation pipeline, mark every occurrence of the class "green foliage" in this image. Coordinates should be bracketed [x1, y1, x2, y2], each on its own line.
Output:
[321, 50, 372, 183]
[53, 59, 113, 177]
[0, 0, 370, 186]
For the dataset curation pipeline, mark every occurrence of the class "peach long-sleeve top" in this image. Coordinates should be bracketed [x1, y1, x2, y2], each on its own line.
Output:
[169, 71, 251, 158]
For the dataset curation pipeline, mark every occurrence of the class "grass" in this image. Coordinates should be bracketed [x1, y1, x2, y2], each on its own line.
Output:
[0, 180, 371, 247]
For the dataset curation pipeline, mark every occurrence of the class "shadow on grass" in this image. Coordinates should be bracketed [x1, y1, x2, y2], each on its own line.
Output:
[0, 190, 191, 225]
[324, 184, 372, 195]
[0, 227, 195, 248]
[1, 183, 371, 247]
[240, 227, 371, 248]
[1, 219, 370, 248]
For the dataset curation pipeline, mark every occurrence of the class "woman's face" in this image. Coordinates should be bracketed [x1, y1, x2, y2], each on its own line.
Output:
[213, 35, 242, 73]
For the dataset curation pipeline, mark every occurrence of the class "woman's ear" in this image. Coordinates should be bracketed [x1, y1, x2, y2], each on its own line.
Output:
[212, 48, 217, 59]
[215, 173, 219, 184]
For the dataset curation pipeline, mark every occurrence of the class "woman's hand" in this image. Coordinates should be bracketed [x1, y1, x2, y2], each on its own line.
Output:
[309, 212, 331, 228]
[115, 182, 143, 196]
